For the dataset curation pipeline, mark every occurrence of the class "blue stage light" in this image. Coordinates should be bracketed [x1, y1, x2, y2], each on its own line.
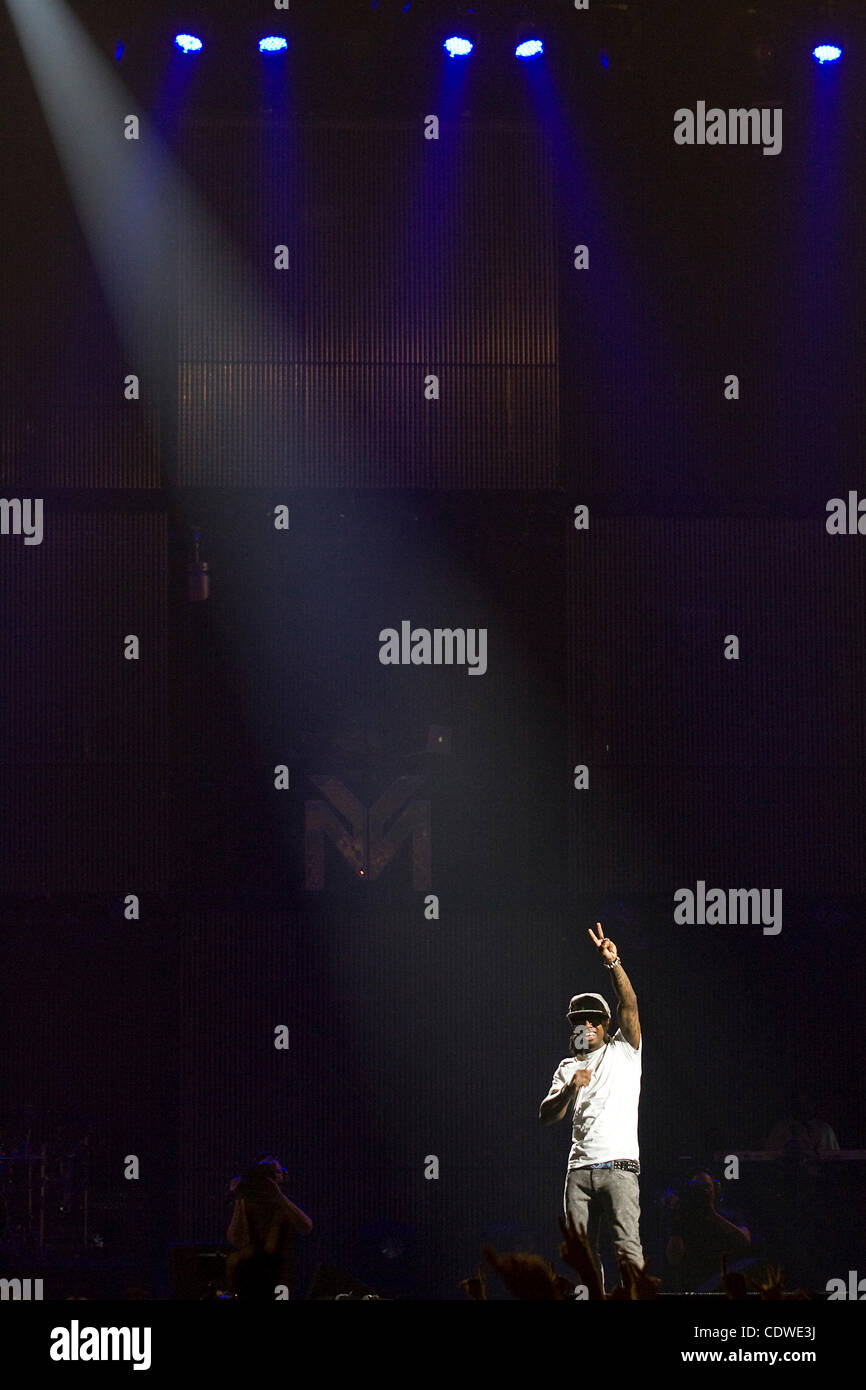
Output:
[259, 35, 289, 53]
[174, 34, 203, 55]
[444, 36, 473, 58]
[812, 44, 842, 65]
[515, 38, 544, 60]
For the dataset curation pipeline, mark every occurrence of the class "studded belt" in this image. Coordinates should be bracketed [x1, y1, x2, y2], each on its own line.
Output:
[585, 1160, 640, 1173]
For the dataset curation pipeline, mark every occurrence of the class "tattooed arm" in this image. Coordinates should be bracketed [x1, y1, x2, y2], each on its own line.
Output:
[588, 922, 640, 1048]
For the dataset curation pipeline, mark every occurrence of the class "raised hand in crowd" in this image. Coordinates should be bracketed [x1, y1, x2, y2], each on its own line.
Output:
[458, 1265, 487, 1301]
[482, 1246, 564, 1300]
[557, 1213, 605, 1300]
[608, 1256, 660, 1301]
[720, 1251, 749, 1300]
[754, 1263, 810, 1301]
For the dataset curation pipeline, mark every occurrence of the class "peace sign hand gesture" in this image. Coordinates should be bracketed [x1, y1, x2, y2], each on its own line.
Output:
[588, 922, 618, 965]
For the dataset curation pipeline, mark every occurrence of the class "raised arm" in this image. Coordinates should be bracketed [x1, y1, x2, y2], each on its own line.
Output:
[275, 1188, 313, 1236]
[588, 922, 640, 1048]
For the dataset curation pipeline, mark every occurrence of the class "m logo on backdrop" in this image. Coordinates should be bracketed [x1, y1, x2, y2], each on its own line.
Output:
[304, 775, 431, 889]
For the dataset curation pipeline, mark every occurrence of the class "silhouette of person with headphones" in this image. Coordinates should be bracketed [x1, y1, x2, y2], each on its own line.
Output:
[665, 1168, 751, 1290]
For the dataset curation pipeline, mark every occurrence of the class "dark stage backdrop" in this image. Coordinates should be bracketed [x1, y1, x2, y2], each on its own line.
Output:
[175, 118, 559, 488]
[1, 0, 865, 1300]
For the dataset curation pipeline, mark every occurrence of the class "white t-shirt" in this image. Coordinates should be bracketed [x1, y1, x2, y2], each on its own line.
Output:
[543, 1027, 642, 1168]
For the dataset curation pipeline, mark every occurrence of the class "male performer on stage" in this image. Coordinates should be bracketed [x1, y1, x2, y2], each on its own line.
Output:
[539, 922, 643, 1288]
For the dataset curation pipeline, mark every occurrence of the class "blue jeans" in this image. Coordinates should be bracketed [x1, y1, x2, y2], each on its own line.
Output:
[564, 1166, 644, 1290]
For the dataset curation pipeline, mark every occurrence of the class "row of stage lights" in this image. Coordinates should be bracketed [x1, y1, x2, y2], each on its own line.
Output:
[174, 34, 545, 59]
[174, 34, 844, 65]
